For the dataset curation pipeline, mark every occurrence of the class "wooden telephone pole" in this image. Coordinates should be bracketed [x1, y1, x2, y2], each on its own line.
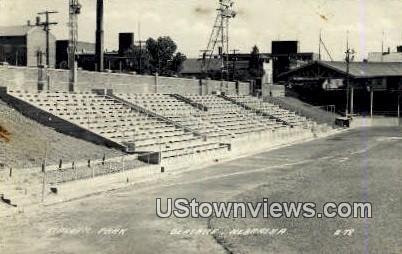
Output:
[37, 10, 58, 67]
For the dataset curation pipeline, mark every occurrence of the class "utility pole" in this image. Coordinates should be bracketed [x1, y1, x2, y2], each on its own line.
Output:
[37, 10, 58, 67]
[68, 0, 81, 92]
[231, 49, 239, 81]
[136, 40, 146, 74]
[200, 50, 210, 78]
[318, 29, 322, 61]
[344, 33, 355, 116]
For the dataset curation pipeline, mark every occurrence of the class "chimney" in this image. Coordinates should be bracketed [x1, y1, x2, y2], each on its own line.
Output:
[27, 20, 31, 26]
[95, 0, 104, 72]
[36, 16, 41, 25]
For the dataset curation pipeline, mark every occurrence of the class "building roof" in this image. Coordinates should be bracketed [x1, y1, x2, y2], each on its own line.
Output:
[0, 25, 38, 37]
[323, 61, 402, 77]
[280, 61, 402, 79]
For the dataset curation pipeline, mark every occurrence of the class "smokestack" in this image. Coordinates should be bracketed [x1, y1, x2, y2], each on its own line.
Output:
[95, 0, 104, 72]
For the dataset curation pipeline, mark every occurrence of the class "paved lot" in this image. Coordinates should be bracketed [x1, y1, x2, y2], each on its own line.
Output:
[0, 127, 401, 254]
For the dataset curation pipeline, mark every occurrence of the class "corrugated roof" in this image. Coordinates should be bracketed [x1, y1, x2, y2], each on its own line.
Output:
[321, 61, 402, 78]
[0, 25, 37, 37]
[280, 61, 402, 78]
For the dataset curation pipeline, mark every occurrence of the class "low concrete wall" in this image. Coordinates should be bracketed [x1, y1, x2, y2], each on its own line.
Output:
[350, 116, 401, 128]
[0, 66, 251, 95]
[229, 127, 314, 158]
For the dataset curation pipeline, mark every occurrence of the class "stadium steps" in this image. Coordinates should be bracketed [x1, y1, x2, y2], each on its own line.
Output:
[218, 94, 290, 127]
[185, 95, 284, 136]
[103, 92, 204, 138]
[94, 91, 231, 161]
[264, 96, 339, 127]
[0, 89, 130, 152]
[112, 92, 232, 141]
[169, 94, 209, 111]
[2, 89, 229, 162]
[226, 95, 318, 129]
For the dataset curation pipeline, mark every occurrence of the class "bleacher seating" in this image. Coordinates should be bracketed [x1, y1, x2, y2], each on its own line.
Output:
[227, 95, 315, 128]
[185, 95, 286, 134]
[7, 90, 228, 160]
[264, 96, 337, 127]
[115, 93, 232, 140]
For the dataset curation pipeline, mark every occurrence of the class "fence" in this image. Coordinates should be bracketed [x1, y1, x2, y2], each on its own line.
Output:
[44, 154, 146, 185]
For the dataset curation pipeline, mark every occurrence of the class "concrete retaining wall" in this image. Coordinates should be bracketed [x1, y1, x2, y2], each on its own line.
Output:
[350, 116, 401, 128]
[0, 66, 251, 95]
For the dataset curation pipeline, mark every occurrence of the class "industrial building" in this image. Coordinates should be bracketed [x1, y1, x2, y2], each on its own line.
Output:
[180, 40, 317, 93]
[0, 24, 56, 68]
[56, 40, 95, 69]
[56, 32, 135, 72]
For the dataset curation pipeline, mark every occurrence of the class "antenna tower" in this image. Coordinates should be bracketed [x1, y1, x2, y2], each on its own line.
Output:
[202, 0, 237, 80]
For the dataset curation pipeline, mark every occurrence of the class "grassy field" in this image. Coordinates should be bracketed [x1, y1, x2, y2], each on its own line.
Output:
[0, 127, 401, 254]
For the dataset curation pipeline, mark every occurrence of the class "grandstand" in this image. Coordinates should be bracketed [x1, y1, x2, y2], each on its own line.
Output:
[0, 78, 340, 211]
[114, 93, 232, 141]
[226, 95, 315, 128]
[0, 85, 335, 168]
[185, 94, 287, 134]
[0, 98, 124, 169]
[264, 96, 339, 127]
[2, 90, 230, 162]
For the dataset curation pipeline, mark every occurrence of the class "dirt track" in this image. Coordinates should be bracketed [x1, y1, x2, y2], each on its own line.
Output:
[0, 127, 401, 254]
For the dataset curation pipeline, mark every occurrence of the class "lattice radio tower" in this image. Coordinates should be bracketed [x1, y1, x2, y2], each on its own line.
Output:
[68, 0, 81, 92]
[202, 0, 237, 80]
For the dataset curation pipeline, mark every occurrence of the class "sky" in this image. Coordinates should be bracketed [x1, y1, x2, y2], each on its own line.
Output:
[0, 0, 401, 61]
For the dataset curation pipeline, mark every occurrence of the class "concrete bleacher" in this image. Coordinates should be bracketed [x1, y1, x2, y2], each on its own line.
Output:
[227, 95, 316, 128]
[185, 95, 287, 135]
[115, 93, 231, 141]
[6, 90, 228, 161]
[264, 96, 338, 127]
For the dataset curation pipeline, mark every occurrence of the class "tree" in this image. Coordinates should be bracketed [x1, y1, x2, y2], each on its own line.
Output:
[170, 52, 187, 74]
[124, 45, 151, 74]
[146, 36, 185, 76]
[248, 45, 265, 79]
[123, 36, 186, 76]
